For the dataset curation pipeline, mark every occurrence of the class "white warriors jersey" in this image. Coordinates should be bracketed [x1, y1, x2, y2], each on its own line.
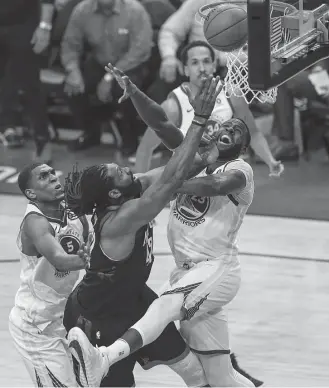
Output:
[167, 159, 254, 267]
[169, 83, 234, 136]
[14, 202, 89, 330]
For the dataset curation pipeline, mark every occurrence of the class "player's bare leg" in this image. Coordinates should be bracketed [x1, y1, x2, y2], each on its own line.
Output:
[68, 290, 262, 387]
[198, 353, 255, 387]
[68, 293, 184, 386]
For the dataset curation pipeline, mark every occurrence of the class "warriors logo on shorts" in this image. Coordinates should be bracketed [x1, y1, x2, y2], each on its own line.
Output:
[174, 194, 210, 227]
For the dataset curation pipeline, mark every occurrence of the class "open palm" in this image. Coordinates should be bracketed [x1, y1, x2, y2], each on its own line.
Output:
[105, 63, 133, 103]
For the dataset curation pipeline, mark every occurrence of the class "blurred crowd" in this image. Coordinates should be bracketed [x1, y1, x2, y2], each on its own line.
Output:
[0, 0, 328, 166]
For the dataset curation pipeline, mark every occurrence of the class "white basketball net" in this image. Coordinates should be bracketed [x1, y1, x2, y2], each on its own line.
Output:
[196, 0, 297, 104]
[224, 46, 278, 104]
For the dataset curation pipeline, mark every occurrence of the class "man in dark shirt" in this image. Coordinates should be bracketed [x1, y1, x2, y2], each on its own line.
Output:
[0, 0, 53, 162]
[61, 0, 153, 155]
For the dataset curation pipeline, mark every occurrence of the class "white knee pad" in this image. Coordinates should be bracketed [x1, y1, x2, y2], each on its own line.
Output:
[169, 350, 207, 387]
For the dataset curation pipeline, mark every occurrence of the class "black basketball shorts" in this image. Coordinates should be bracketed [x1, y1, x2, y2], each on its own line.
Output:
[64, 284, 188, 387]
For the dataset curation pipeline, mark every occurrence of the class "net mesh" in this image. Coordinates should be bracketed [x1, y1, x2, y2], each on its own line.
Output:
[224, 46, 278, 104]
[196, 1, 297, 104]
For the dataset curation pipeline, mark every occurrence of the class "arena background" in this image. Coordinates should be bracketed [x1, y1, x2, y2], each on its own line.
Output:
[1, 132, 329, 220]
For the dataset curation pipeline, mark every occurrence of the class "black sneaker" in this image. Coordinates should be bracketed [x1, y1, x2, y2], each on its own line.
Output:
[230, 353, 264, 387]
[0, 128, 25, 148]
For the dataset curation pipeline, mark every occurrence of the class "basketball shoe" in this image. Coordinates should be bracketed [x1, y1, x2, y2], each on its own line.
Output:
[68, 327, 109, 387]
[230, 353, 264, 387]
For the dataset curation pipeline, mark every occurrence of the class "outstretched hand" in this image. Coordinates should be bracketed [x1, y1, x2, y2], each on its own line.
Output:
[77, 232, 93, 269]
[105, 63, 136, 103]
[182, 76, 223, 120]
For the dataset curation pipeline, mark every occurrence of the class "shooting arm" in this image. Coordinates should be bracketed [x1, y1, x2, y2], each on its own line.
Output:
[176, 170, 246, 197]
[137, 151, 207, 192]
[24, 214, 86, 271]
[40, 0, 55, 25]
[108, 120, 207, 236]
[129, 87, 184, 150]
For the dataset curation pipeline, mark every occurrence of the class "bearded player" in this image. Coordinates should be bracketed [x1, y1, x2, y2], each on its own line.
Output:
[63, 76, 223, 387]
[66, 66, 258, 387]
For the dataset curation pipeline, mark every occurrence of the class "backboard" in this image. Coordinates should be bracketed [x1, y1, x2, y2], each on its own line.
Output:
[197, 0, 329, 102]
[248, 0, 329, 90]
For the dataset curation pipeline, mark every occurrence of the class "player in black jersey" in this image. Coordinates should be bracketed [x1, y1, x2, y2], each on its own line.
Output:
[63, 75, 222, 387]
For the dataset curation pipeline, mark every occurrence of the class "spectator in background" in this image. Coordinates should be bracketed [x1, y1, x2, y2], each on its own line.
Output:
[270, 61, 329, 158]
[158, 0, 227, 83]
[146, 0, 227, 103]
[61, 0, 153, 156]
[268, 0, 329, 160]
[0, 0, 54, 163]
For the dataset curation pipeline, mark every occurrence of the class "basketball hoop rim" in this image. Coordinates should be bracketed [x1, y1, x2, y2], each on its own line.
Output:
[197, 0, 298, 21]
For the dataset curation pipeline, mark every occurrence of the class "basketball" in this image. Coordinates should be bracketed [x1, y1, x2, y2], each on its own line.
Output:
[203, 4, 248, 52]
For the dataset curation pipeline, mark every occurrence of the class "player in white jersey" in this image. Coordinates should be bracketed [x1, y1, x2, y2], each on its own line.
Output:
[134, 40, 283, 178]
[8, 162, 92, 387]
[66, 66, 257, 387]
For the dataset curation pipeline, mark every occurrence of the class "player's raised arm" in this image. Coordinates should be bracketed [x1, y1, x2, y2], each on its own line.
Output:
[23, 214, 91, 271]
[105, 63, 184, 150]
[107, 76, 222, 236]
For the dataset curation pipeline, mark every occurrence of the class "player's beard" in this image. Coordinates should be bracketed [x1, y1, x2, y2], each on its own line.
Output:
[119, 177, 142, 200]
[217, 142, 242, 160]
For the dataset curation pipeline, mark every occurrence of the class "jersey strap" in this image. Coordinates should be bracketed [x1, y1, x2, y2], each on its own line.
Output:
[223, 160, 240, 206]
[79, 215, 90, 243]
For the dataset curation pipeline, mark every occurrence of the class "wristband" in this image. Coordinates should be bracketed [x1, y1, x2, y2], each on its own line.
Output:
[194, 113, 209, 120]
[39, 21, 52, 31]
[192, 120, 206, 127]
[104, 73, 113, 82]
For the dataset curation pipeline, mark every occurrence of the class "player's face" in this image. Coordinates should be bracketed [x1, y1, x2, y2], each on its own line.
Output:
[184, 46, 216, 87]
[215, 123, 245, 159]
[27, 165, 64, 202]
[106, 163, 134, 188]
[105, 163, 141, 201]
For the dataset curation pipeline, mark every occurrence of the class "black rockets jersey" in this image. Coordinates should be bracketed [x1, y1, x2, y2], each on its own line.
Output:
[76, 212, 154, 319]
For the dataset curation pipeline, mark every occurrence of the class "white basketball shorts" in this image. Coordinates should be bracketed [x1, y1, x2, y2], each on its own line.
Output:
[9, 306, 77, 387]
[162, 258, 241, 353]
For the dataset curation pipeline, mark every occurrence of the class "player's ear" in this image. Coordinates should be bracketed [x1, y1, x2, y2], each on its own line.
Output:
[108, 189, 122, 199]
[184, 65, 189, 78]
[25, 189, 36, 200]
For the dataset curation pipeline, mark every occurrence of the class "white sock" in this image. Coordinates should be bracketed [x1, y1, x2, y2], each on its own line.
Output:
[104, 339, 130, 364]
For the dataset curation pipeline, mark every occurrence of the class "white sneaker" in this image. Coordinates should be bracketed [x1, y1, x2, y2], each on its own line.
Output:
[68, 327, 109, 387]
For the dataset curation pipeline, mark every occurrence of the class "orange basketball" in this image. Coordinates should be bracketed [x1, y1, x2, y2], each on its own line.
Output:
[203, 4, 248, 52]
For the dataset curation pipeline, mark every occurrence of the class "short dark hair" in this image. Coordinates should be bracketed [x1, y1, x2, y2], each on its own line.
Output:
[65, 164, 115, 218]
[18, 162, 44, 198]
[180, 40, 216, 66]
